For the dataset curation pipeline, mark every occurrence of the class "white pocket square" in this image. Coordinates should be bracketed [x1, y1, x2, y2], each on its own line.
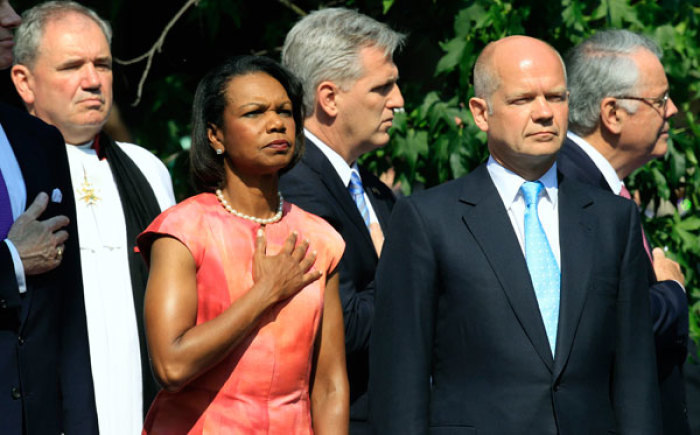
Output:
[51, 188, 63, 203]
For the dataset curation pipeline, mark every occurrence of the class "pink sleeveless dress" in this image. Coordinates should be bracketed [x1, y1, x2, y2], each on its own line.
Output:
[138, 193, 344, 434]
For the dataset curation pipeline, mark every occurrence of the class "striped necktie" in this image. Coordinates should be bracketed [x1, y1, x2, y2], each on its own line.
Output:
[521, 181, 560, 355]
[348, 171, 370, 228]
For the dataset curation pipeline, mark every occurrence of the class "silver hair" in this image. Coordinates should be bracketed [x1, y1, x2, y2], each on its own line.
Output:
[13, 1, 112, 68]
[567, 29, 662, 136]
[281, 7, 405, 116]
[473, 39, 567, 113]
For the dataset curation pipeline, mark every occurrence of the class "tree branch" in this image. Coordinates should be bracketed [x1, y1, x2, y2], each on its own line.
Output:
[115, 0, 201, 106]
[277, 0, 306, 17]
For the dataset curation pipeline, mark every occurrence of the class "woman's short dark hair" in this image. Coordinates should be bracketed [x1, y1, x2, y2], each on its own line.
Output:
[190, 55, 305, 193]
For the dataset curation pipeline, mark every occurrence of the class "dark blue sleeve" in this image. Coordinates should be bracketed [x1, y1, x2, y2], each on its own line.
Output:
[649, 280, 688, 359]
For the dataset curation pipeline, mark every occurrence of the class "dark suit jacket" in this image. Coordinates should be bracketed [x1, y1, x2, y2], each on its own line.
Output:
[0, 103, 98, 434]
[558, 136, 689, 435]
[280, 137, 395, 428]
[369, 163, 660, 434]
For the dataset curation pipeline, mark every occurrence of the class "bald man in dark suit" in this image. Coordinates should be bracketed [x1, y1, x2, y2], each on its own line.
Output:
[370, 36, 660, 434]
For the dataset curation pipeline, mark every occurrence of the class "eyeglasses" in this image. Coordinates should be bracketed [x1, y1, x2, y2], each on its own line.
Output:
[614, 90, 670, 113]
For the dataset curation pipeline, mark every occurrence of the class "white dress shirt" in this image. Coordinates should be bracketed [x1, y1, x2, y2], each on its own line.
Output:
[305, 128, 380, 224]
[0, 123, 27, 293]
[486, 156, 561, 266]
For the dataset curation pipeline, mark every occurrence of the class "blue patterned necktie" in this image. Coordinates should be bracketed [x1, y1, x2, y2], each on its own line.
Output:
[521, 181, 560, 355]
[348, 171, 370, 228]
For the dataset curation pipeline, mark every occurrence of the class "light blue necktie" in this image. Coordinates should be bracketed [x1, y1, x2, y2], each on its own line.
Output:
[521, 181, 560, 355]
[348, 171, 370, 228]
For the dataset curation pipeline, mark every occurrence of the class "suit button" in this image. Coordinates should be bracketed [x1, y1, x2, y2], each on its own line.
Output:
[10, 387, 21, 400]
[0, 299, 6, 309]
[553, 384, 560, 392]
[17, 336, 23, 346]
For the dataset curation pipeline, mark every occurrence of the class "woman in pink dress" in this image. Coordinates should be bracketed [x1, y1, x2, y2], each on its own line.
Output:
[138, 56, 349, 434]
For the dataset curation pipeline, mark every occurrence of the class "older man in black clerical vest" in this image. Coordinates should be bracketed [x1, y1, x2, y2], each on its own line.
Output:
[10, 2, 175, 433]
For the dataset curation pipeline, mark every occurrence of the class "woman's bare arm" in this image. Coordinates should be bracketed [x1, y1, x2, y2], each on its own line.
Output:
[145, 230, 321, 392]
[311, 271, 350, 434]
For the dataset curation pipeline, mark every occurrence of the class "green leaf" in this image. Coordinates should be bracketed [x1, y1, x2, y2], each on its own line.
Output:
[453, 3, 488, 37]
[651, 167, 671, 199]
[561, 0, 587, 32]
[449, 150, 469, 178]
[382, 0, 395, 14]
[592, 0, 642, 28]
[436, 37, 467, 76]
[677, 217, 700, 231]
[676, 228, 700, 255]
[667, 140, 686, 184]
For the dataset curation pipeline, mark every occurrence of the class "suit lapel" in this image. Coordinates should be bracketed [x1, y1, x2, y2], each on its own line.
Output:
[303, 138, 375, 249]
[1, 106, 44, 209]
[459, 165, 554, 371]
[553, 174, 595, 379]
[0, 105, 48, 330]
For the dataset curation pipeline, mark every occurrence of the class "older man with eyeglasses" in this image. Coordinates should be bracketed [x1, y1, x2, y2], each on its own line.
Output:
[557, 29, 689, 435]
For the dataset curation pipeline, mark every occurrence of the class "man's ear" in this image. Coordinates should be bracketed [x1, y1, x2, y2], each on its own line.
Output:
[315, 81, 340, 118]
[599, 97, 624, 135]
[207, 123, 224, 153]
[469, 97, 490, 133]
[10, 65, 36, 106]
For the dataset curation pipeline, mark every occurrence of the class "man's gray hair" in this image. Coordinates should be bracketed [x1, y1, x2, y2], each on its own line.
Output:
[567, 29, 662, 136]
[281, 7, 405, 116]
[13, 1, 112, 68]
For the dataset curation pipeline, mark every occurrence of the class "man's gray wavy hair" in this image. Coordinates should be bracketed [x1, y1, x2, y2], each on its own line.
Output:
[281, 7, 405, 116]
[566, 29, 662, 136]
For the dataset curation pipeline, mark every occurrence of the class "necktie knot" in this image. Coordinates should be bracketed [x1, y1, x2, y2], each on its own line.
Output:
[348, 171, 364, 195]
[619, 184, 632, 199]
[521, 181, 543, 207]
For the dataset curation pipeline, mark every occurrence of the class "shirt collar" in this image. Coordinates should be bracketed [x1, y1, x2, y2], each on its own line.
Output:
[566, 131, 622, 195]
[305, 128, 359, 186]
[486, 155, 559, 209]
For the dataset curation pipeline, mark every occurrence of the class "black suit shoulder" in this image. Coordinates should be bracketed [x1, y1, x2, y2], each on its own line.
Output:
[557, 136, 610, 191]
[558, 136, 690, 435]
[0, 102, 63, 146]
[281, 154, 337, 219]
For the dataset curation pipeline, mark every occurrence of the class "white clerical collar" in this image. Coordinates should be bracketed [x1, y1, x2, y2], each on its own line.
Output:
[67, 139, 95, 150]
[487, 155, 559, 210]
[566, 131, 622, 195]
[304, 128, 359, 186]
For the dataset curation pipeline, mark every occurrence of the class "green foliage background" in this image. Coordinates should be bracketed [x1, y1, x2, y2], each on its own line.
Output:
[7, 0, 700, 346]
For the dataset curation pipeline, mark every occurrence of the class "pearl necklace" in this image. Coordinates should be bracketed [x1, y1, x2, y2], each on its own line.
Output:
[215, 189, 284, 225]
